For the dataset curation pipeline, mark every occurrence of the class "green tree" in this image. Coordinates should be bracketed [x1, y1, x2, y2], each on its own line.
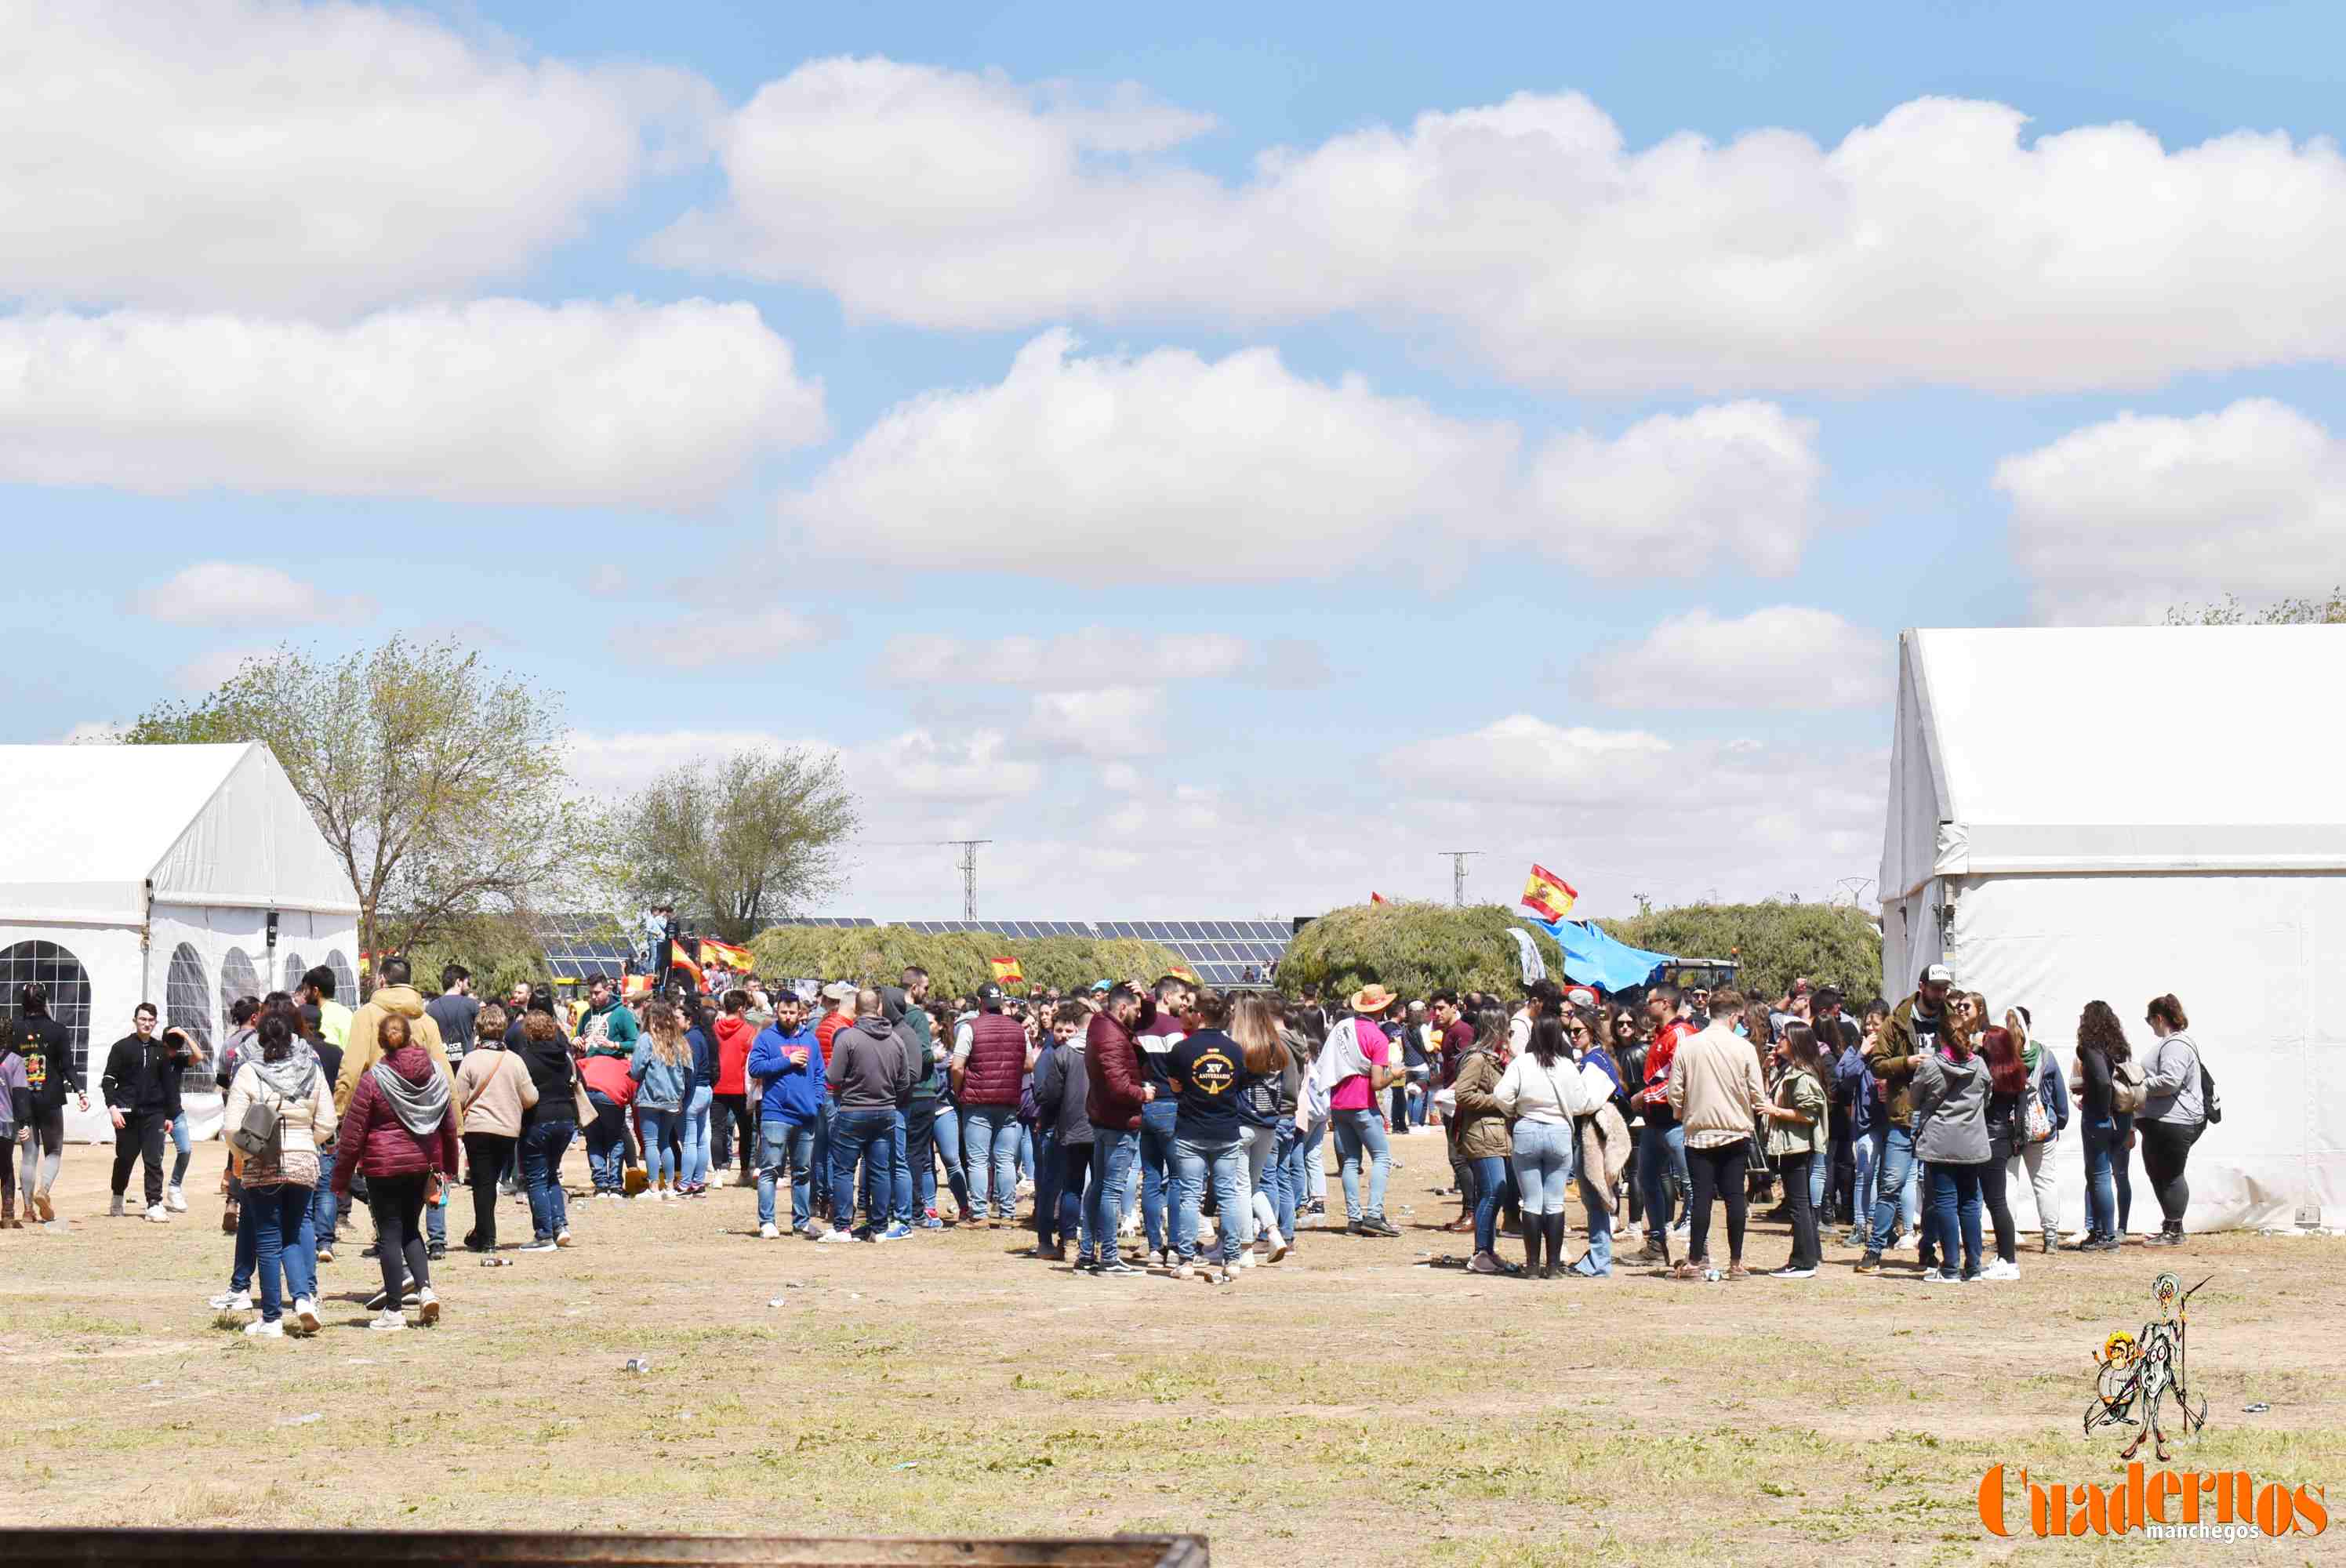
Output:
[1597, 900, 1883, 1004]
[618, 749, 859, 943]
[1276, 902, 1566, 1000]
[121, 637, 598, 985]
[748, 924, 1183, 997]
[2166, 586, 2346, 625]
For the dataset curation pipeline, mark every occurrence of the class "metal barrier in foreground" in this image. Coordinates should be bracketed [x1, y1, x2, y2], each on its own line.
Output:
[0, 1531, 1209, 1568]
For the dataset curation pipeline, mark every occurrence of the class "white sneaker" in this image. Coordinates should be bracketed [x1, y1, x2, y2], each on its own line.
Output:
[294, 1297, 320, 1334]
[1173, 1261, 1194, 1280]
[144, 1203, 171, 1223]
[165, 1185, 188, 1213]
[1239, 1248, 1259, 1269]
[1268, 1237, 1291, 1263]
[1922, 1269, 1963, 1285]
[242, 1318, 285, 1338]
[634, 1190, 659, 1203]
[816, 1227, 857, 1243]
[1981, 1258, 2021, 1281]
[416, 1287, 441, 1326]
[209, 1290, 254, 1312]
[758, 1222, 781, 1240]
[555, 1230, 573, 1248]
[369, 1309, 407, 1332]
[1892, 1230, 1919, 1251]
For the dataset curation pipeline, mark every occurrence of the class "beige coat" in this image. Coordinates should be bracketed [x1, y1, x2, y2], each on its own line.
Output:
[452, 1046, 539, 1138]
[1666, 1022, 1767, 1149]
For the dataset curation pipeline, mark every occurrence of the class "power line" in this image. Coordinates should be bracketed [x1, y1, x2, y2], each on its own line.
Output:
[1436, 850, 1482, 908]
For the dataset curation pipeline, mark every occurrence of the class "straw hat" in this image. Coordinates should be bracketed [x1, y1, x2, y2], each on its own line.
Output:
[1349, 984, 1399, 1015]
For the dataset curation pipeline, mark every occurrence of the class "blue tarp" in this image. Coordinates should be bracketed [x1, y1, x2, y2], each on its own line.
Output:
[1523, 916, 1675, 993]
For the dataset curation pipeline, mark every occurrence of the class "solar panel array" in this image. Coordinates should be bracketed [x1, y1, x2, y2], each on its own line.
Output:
[539, 915, 1292, 987]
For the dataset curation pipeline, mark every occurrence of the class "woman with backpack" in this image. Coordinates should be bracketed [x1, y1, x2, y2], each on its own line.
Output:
[2003, 1006, 2068, 1254]
[2069, 1001, 2134, 1252]
[220, 1009, 336, 1335]
[330, 1012, 459, 1330]
[2139, 993, 2210, 1246]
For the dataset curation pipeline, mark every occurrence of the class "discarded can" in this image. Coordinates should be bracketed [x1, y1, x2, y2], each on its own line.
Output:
[481, 1258, 514, 1268]
[2244, 1402, 2271, 1414]
[623, 1357, 652, 1374]
[1703, 1267, 1722, 1283]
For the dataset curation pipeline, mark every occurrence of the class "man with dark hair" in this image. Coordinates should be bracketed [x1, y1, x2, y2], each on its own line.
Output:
[1856, 963, 1952, 1276]
[426, 964, 479, 1069]
[12, 982, 84, 1229]
[1131, 975, 1193, 1262]
[300, 964, 352, 1049]
[1632, 984, 1698, 1262]
[952, 982, 1028, 1229]
[1080, 985, 1147, 1274]
[99, 1002, 179, 1221]
[819, 989, 911, 1243]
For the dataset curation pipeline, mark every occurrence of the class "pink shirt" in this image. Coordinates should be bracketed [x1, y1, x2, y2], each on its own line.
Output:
[1329, 1022, 1389, 1112]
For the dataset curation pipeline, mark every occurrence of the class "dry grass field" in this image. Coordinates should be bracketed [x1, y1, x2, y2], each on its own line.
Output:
[2, 1134, 2339, 1566]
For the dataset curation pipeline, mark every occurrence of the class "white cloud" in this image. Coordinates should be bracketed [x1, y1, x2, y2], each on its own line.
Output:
[1575, 607, 1889, 710]
[564, 724, 1041, 816]
[129, 562, 372, 628]
[1997, 399, 2346, 623]
[846, 728, 1043, 802]
[172, 645, 274, 693]
[1393, 715, 1678, 805]
[0, 299, 825, 509]
[782, 331, 1821, 581]
[633, 606, 825, 672]
[876, 628, 1248, 688]
[5, 1, 715, 314]
[1026, 687, 1164, 758]
[656, 63, 2346, 392]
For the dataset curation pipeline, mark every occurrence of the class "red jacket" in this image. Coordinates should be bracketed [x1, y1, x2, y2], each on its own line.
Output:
[1084, 1013, 1144, 1131]
[1640, 1019, 1699, 1116]
[714, 1015, 756, 1096]
[959, 1012, 1026, 1107]
[579, 1053, 637, 1107]
[330, 1044, 460, 1196]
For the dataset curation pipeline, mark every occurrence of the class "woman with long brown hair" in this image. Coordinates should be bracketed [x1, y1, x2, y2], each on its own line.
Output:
[2071, 1001, 2132, 1251]
[1231, 994, 1298, 1264]
[1905, 996, 1992, 1283]
[1974, 994, 2028, 1279]
[1760, 1022, 1829, 1279]
[629, 1000, 695, 1200]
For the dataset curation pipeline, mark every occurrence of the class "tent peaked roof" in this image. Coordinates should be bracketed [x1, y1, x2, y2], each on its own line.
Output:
[0, 742, 359, 925]
[1884, 626, 2346, 892]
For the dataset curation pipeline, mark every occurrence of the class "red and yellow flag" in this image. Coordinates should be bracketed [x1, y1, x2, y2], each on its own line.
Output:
[701, 937, 752, 972]
[1370, 891, 1389, 905]
[989, 956, 1026, 985]
[622, 973, 653, 1000]
[1168, 964, 1200, 985]
[1520, 862, 1578, 923]
[667, 945, 707, 992]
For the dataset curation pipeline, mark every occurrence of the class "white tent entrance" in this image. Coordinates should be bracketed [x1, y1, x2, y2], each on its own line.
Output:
[0, 742, 360, 1142]
[1881, 626, 2345, 1233]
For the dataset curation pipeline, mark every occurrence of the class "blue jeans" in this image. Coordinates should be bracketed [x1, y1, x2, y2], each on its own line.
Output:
[1867, 1124, 1916, 1252]
[1138, 1099, 1178, 1249]
[964, 1103, 1022, 1221]
[756, 1118, 818, 1229]
[1171, 1132, 1246, 1265]
[1809, 1138, 1828, 1213]
[1571, 1168, 1614, 1276]
[2084, 1118, 2121, 1240]
[1033, 1127, 1062, 1240]
[249, 1182, 316, 1323]
[585, 1091, 626, 1193]
[1302, 1112, 1327, 1207]
[1469, 1154, 1509, 1254]
[1244, 1124, 1292, 1244]
[230, 1185, 262, 1292]
[909, 1103, 965, 1218]
[2112, 1113, 2135, 1232]
[1850, 1127, 1879, 1233]
[1511, 1120, 1575, 1215]
[521, 1119, 574, 1242]
[828, 1108, 895, 1230]
[169, 1112, 193, 1189]
[639, 1106, 682, 1185]
[810, 1102, 833, 1215]
[310, 1146, 339, 1245]
[1928, 1160, 1985, 1276]
[681, 1085, 714, 1189]
[1331, 1106, 1391, 1221]
[1018, 1121, 1036, 1183]
[1639, 1117, 1688, 1241]
[1084, 1127, 1138, 1263]
[890, 1109, 912, 1223]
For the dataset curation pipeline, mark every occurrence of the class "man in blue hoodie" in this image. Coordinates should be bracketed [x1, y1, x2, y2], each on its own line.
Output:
[746, 993, 826, 1237]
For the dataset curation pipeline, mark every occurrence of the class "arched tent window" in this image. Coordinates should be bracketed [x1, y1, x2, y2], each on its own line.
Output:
[0, 940, 93, 1081]
[325, 949, 359, 1007]
[282, 952, 307, 993]
[165, 942, 215, 1090]
[220, 948, 261, 1025]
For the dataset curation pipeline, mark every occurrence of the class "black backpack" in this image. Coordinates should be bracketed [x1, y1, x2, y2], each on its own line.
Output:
[2200, 1058, 2221, 1124]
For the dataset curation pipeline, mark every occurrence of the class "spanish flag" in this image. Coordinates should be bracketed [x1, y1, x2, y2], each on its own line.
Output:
[1370, 891, 1388, 905]
[667, 945, 707, 993]
[1520, 862, 1578, 923]
[622, 973, 653, 1000]
[989, 956, 1025, 985]
[1169, 964, 1200, 985]
[701, 937, 752, 972]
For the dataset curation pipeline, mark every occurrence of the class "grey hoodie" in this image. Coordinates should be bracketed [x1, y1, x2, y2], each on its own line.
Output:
[826, 1014, 912, 1112]
[1910, 1050, 1992, 1165]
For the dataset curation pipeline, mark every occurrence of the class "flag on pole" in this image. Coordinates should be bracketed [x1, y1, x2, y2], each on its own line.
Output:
[667, 944, 706, 993]
[622, 973, 653, 1000]
[701, 937, 752, 972]
[1520, 863, 1578, 922]
[989, 956, 1026, 985]
[1370, 891, 1389, 905]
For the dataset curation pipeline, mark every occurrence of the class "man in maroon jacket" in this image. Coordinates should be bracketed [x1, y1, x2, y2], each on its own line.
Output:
[1078, 985, 1147, 1275]
[951, 982, 1030, 1228]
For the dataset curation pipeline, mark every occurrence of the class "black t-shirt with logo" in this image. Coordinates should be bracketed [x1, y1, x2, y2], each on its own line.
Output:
[10, 1014, 74, 1114]
[1168, 1029, 1248, 1142]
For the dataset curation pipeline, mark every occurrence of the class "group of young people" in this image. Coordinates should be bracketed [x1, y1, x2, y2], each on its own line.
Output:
[0, 946, 2219, 1332]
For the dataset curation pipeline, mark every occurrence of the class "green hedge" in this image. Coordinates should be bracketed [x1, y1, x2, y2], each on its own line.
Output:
[1276, 902, 1566, 1000]
[1596, 902, 1883, 1005]
[747, 925, 1187, 999]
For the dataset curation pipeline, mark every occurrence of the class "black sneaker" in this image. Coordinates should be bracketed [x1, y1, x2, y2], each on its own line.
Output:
[1095, 1257, 1141, 1276]
[1358, 1214, 1400, 1238]
[1853, 1251, 1883, 1275]
[426, 1242, 447, 1261]
[361, 1244, 380, 1260]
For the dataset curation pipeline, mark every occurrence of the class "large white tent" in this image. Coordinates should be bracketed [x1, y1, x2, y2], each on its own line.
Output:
[0, 742, 359, 1141]
[1881, 626, 2345, 1233]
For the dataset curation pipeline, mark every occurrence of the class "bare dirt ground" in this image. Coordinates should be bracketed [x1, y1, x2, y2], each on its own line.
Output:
[2, 1134, 2338, 1566]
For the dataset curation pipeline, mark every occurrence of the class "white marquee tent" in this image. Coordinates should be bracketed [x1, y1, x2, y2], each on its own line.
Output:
[0, 742, 359, 1141]
[1882, 626, 2345, 1232]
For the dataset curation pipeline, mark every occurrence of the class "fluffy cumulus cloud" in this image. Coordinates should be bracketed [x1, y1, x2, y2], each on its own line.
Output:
[128, 562, 373, 628]
[656, 60, 2346, 392]
[1997, 399, 2346, 623]
[3, 0, 715, 314]
[0, 300, 826, 507]
[876, 628, 1248, 688]
[1575, 607, 1889, 710]
[781, 332, 1821, 580]
[1024, 687, 1164, 758]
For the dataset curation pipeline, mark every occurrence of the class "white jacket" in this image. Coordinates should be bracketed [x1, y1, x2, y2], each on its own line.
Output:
[1494, 1053, 1608, 1125]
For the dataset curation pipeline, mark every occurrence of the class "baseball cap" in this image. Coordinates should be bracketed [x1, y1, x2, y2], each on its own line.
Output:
[974, 982, 1005, 1007]
[1923, 963, 1954, 985]
[820, 980, 855, 1002]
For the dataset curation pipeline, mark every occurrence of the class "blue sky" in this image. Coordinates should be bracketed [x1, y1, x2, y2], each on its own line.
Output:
[8, 2, 2344, 919]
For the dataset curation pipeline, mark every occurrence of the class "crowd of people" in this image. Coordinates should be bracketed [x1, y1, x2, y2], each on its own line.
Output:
[0, 948, 2218, 1331]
